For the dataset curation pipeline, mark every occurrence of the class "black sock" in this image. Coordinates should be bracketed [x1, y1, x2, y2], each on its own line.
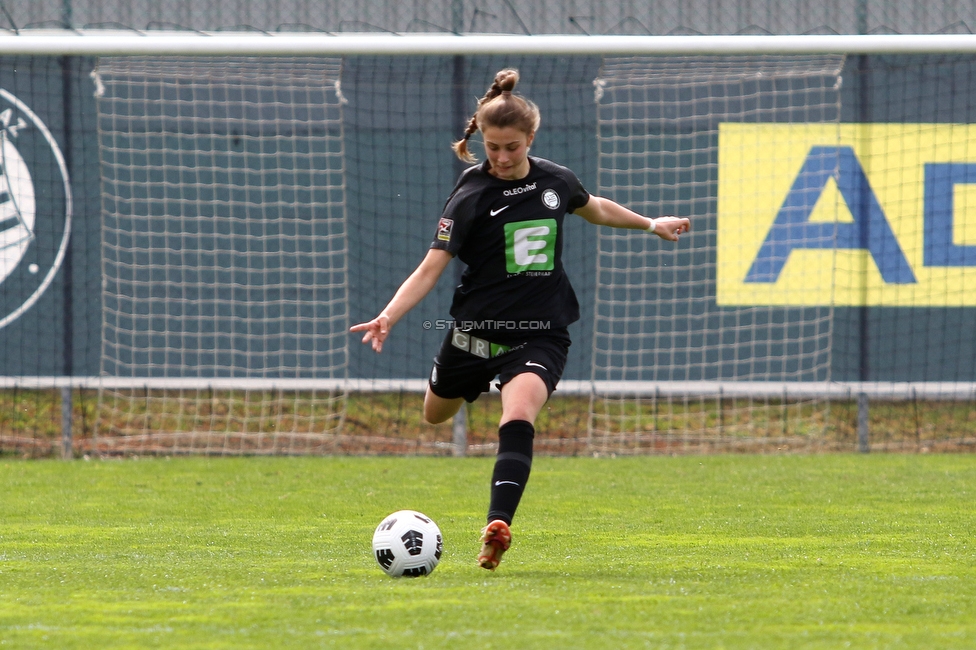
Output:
[487, 419, 535, 525]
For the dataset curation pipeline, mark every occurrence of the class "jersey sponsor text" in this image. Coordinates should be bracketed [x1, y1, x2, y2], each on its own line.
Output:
[503, 181, 537, 197]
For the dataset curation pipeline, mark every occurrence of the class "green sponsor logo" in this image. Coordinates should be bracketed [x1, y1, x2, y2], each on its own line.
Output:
[504, 218, 557, 273]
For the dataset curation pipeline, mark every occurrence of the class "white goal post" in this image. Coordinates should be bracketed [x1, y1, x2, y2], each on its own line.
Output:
[4, 31, 976, 56]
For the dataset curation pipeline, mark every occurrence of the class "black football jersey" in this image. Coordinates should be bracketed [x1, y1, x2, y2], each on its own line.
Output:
[429, 156, 590, 329]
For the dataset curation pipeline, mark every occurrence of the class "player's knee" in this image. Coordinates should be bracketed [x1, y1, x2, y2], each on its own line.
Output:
[423, 393, 461, 424]
[424, 408, 456, 425]
[423, 407, 448, 425]
[499, 399, 539, 424]
[500, 408, 536, 426]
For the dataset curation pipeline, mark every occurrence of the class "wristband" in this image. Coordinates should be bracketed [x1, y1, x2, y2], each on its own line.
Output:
[645, 218, 657, 233]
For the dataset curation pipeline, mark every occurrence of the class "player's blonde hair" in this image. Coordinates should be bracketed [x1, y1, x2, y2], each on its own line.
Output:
[452, 68, 541, 163]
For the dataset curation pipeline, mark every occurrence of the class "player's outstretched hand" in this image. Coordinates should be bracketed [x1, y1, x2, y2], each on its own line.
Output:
[350, 313, 391, 353]
[653, 216, 691, 242]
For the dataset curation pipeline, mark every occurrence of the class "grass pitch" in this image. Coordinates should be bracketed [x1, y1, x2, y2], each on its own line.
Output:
[1, 454, 974, 649]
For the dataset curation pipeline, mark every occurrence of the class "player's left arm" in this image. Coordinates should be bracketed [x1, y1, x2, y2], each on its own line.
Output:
[574, 195, 690, 242]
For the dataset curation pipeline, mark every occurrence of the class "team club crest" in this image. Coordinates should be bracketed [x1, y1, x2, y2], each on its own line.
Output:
[0, 88, 72, 329]
[542, 188, 560, 210]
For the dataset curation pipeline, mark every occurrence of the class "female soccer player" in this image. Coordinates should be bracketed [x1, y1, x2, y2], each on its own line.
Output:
[351, 68, 690, 571]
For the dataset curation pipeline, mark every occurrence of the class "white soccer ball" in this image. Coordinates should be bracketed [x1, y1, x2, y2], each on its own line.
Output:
[371, 510, 443, 577]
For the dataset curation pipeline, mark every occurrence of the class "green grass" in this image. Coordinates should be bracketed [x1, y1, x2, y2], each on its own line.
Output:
[1, 455, 974, 648]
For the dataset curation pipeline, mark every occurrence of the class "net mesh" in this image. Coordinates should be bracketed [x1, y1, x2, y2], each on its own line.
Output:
[588, 55, 845, 452]
[93, 57, 348, 454]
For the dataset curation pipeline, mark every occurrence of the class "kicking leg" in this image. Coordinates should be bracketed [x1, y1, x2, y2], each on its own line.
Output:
[479, 372, 548, 570]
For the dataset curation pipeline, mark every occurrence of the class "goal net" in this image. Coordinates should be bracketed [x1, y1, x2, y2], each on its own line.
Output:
[94, 57, 349, 454]
[589, 56, 844, 452]
[88, 48, 845, 454]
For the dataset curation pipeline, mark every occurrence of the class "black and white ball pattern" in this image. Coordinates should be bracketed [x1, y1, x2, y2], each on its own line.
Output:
[371, 510, 443, 577]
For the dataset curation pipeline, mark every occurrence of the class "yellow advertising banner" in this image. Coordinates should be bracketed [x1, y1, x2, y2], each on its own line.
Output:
[718, 123, 976, 306]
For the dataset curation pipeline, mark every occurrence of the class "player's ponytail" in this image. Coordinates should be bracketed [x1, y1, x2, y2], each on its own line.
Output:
[452, 115, 480, 163]
[451, 68, 541, 163]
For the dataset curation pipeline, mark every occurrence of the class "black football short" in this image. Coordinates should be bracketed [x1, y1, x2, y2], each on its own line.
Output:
[427, 327, 571, 403]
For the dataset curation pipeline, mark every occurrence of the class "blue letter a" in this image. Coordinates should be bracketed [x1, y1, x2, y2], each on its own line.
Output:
[745, 146, 916, 284]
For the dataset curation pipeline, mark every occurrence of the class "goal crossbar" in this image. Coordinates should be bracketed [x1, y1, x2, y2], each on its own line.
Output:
[4, 31, 976, 57]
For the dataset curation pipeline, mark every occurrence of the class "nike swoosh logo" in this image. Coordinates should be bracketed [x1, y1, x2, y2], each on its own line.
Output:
[489, 205, 510, 217]
[525, 361, 548, 370]
[494, 480, 520, 487]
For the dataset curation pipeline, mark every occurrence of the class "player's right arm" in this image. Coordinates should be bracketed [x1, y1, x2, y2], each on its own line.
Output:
[350, 248, 453, 353]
